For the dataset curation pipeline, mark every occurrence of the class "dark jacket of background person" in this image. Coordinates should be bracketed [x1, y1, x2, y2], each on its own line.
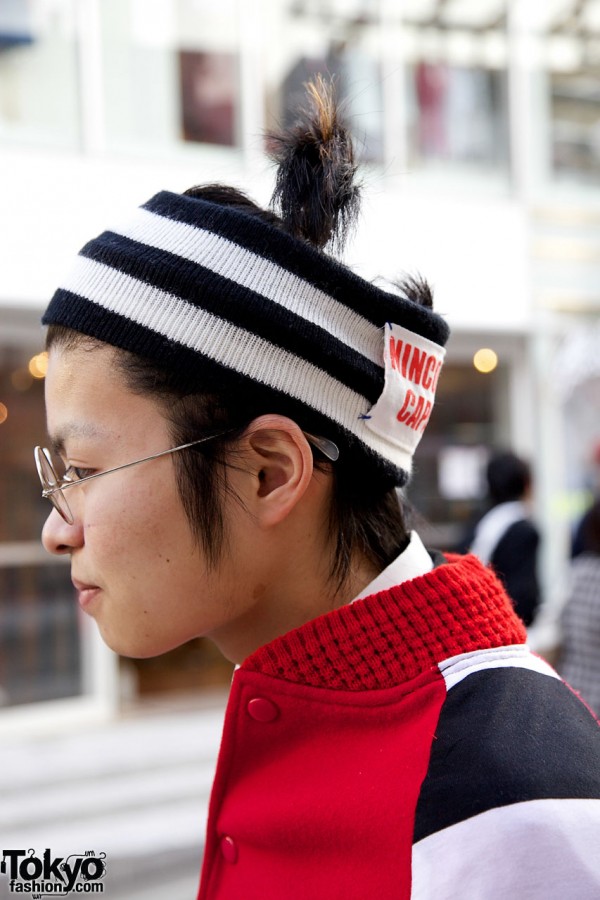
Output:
[572, 441, 600, 559]
[469, 452, 541, 627]
[560, 500, 600, 716]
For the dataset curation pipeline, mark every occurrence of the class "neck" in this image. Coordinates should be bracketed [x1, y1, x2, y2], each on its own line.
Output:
[204, 463, 382, 665]
[210, 549, 381, 665]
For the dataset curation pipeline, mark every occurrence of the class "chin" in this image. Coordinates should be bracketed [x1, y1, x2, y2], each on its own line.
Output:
[98, 624, 187, 660]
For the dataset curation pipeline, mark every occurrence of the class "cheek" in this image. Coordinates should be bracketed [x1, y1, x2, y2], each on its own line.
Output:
[84, 471, 190, 566]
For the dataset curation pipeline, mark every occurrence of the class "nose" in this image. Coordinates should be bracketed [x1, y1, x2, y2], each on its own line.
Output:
[42, 507, 84, 555]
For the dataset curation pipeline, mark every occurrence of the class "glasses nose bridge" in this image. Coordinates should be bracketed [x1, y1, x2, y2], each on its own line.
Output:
[35, 447, 75, 525]
[48, 483, 75, 525]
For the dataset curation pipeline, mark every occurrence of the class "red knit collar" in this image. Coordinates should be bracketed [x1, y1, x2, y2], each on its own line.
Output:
[242, 554, 526, 691]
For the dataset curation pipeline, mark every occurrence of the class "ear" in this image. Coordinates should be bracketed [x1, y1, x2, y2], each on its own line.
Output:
[242, 415, 315, 528]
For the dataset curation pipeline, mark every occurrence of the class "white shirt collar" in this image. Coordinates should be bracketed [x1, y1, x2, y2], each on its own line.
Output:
[351, 530, 434, 603]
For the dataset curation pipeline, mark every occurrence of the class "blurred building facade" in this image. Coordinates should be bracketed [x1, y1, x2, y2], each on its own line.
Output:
[1, 0, 599, 726]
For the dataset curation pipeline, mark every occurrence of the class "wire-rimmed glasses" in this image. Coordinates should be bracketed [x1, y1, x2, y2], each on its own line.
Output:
[34, 430, 338, 525]
[34, 432, 233, 525]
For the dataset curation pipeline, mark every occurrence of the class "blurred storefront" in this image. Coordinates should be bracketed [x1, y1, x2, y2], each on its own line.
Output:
[0, 312, 77, 709]
[1, 0, 599, 725]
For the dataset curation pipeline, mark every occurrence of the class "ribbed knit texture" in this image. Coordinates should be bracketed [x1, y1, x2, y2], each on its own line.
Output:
[43, 190, 450, 485]
[243, 555, 526, 691]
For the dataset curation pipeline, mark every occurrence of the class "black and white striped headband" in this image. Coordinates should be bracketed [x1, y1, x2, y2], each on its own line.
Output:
[43, 190, 450, 485]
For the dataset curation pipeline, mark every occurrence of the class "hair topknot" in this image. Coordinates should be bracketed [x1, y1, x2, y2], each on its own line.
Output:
[267, 74, 361, 252]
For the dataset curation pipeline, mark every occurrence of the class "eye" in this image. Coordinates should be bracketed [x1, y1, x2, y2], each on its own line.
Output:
[65, 465, 95, 482]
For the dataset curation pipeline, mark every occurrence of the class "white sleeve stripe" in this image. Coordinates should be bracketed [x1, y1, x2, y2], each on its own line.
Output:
[412, 797, 600, 899]
[438, 644, 560, 691]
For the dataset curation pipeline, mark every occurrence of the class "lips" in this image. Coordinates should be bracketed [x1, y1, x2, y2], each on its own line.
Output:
[72, 577, 101, 610]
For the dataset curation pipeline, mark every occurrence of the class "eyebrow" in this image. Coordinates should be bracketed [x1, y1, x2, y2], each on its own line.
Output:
[50, 422, 109, 457]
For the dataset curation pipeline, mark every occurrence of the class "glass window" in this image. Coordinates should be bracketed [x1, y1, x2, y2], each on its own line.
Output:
[0, 329, 83, 708]
[0, 562, 81, 707]
[527, 2, 600, 188]
[407, 362, 507, 550]
[408, 62, 508, 170]
[0, 0, 80, 149]
[0, 342, 47, 544]
[551, 66, 600, 184]
[179, 50, 238, 146]
[402, 1, 510, 178]
[266, 1, 384, 163]
[100, 0, 242, 155]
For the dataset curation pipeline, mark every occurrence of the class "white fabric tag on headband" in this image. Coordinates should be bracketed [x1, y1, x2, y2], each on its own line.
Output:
[363, 323, 445, 460]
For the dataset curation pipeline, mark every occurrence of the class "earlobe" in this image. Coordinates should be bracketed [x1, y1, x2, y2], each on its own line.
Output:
[245, 416, 314, 525]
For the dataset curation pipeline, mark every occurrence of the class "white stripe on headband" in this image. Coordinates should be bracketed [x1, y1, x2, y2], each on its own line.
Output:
[111, 207, 384, 368]
[60, 255, 415, 473]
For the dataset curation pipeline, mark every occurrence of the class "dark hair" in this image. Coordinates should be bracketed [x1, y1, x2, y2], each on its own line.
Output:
[581, 500, 600, 556]
[486, 451, 531, 505]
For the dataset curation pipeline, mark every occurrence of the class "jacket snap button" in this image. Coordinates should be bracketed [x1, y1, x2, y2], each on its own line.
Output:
[220, 835, 238, 864]
[247, 697, 279, 722]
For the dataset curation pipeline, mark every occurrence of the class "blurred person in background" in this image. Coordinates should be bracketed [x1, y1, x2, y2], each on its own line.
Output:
[34, 79, 599, 898]
[469, 450, 541, 626]
[572, 439, 600, 559]
[559, 498, 600, 716]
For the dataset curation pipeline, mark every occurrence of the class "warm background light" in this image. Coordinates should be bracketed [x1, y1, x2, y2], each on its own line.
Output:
[11, 368, 34, 391]
[28, 352, 48, 379]
[473, 348, 498, 373]
[0, 402, 8, 425]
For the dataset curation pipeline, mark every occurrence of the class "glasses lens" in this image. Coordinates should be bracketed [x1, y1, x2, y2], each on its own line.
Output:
[35, 448, 74, 524]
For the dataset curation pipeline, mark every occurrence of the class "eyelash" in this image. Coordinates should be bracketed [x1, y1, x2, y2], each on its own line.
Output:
[65, 465, 94, 481]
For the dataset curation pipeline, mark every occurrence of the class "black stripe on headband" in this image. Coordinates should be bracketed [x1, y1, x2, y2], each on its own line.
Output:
[143, 192, 450, 346]
[42, 289, 408, 486]
[78, 231, 383, 404]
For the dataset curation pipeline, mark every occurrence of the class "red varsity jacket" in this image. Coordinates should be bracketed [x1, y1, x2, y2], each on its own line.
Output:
[197, 554, 600, 899]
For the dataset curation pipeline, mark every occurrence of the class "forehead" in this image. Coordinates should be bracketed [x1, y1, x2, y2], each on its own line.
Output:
[44, 344, 166, 452]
